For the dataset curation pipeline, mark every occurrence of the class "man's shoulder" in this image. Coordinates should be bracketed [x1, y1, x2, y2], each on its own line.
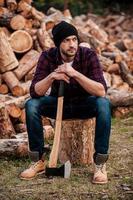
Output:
[41, 47, 58, 60]
[79, 46, 95, 55]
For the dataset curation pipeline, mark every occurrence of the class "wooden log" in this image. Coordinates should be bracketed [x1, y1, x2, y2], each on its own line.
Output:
[101, 52, 123, 63]
[112, 106, 133, 118]
[0, 7, 9, 16]
[0, 30, 18, 73]
[24, 19, 33, 29]
[2, 71, 19, 92]
[10, 14, 26, 30]
[103, 72, 112, 88]
[79, 42, 91, 48]
[19, 108, 26, 123]
[0, 74, 1, 85]
[0, 138, 50, 157]
[0, 107, 15, 139]
[24, 66, 36, 81]
[9, 30, 33, 53]
[63, 9, 72, 22]
[0, 27, 11, 37]
[14, 123, 27, 133]
[59, 119, 95, 165]
[0, 84, 9, 94]
[45, 19, 55, 31]
[107, 89, 133, 106]
[21, 0, 32, 4]
[0, 138, 28, 156]
[111, 74, 123, 88]
[32, 18, 40, 28]
[17, 1, 32, 18]
[34, 39, 42, 52]
[14, 50, 40, 80]
[115, 39, 133, 51]
[0, 94, 29, 109]
[85, 19, 108, 43]
[12, 80, 31, 96]
[6, 103, 22, 118]
[98, 54, 113, 71]
[0, 0, 5, 6]
[6, 0, 17, 12]
[31, 7, 44, 21]
[78, 29, 104, 49]
[44, 125, 54, 140]
[45, 8, 63, 24]
[107, 63, 120, 74]
[117, 82, 129, 92]
[119, 61, 133, 87]
[37, 28, 54, 50]
[25, 28, 37, 37]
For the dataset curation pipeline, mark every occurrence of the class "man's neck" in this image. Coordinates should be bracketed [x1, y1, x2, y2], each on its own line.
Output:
[60, 53, 74, 63]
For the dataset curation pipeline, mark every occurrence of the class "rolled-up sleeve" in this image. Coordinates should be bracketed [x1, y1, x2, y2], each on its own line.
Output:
[30, 51, 50, 98]
[88, 50, 107, 91]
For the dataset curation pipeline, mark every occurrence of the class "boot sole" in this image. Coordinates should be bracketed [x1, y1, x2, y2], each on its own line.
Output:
[19, 170, 45, 180]
[92, 179, 108, 184]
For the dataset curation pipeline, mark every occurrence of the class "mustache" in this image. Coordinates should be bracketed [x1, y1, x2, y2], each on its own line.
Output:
[67, 47, 76, 51]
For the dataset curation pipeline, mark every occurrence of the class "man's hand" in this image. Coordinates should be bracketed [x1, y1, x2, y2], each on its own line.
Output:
[51, 71, 70, 83]
[54, 63, 76, 78]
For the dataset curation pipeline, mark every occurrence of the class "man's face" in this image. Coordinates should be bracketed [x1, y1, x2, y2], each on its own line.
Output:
[59, 35, 78, 58]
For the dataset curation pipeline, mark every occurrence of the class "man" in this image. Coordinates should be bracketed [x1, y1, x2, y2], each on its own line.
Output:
[20, 21, 111, 184]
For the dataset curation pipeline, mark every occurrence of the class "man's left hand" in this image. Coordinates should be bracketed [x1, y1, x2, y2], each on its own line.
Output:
[54, 63, 76, 77]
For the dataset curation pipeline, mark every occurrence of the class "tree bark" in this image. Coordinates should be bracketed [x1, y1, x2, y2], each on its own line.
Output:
[2, 71, 19, 92]
[0, 107, 15, 139]
[0, 30, 18, 73]
[0, 0, 5, 6]
[0, 138, 28, 156]
[107, 89, 133, 106]
[120, 61, 133, 87]
[59, 119, 95, 165]
[13, 50, 40, 80]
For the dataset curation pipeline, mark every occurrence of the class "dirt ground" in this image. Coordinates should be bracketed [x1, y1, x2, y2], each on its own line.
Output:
[0, 115, 133, 200]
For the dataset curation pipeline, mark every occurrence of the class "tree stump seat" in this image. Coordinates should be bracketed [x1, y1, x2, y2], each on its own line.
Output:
[59, 118, 95, 166]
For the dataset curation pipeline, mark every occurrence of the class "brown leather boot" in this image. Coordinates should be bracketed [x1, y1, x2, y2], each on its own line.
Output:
[92, 153, 108, 184]
[92, 163, 108, 184]
[19, 160, 46, 180]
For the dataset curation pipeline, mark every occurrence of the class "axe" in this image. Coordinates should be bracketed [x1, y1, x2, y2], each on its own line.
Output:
[45, 80, 71, 178]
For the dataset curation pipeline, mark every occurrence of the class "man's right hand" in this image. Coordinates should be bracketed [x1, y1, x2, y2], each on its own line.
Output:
[51, 71, 70, 83]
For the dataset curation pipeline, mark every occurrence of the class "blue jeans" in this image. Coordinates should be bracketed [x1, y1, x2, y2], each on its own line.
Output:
[25, 96, 111, 158]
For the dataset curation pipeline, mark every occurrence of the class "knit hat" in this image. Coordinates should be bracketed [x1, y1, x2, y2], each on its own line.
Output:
[52, 21, 79, 47]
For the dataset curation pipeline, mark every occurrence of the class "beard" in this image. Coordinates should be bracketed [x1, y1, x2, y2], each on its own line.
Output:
[61, 47, 77, 57]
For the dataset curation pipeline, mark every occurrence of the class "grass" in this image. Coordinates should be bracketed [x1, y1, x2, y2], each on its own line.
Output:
[0, 116, 133, 200]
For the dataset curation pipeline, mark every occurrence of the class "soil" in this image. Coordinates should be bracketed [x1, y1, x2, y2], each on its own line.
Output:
[0, 115, 133, 200]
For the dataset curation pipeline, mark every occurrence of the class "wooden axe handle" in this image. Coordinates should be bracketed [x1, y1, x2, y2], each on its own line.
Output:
[48, 81, 64, 168]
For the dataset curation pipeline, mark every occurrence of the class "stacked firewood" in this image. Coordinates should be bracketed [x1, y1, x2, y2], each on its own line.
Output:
[0, 0, 133, 156]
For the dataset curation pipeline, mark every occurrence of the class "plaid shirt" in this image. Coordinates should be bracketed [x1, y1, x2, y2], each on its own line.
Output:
[30, 46, 107, 99]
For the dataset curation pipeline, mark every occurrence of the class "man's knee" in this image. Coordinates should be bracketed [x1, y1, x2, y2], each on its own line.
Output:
[25, 98, 40, 116]
[96, 97, 111, 114]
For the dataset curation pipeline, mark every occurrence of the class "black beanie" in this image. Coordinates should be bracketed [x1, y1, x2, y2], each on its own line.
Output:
[52, 21, 79, 47]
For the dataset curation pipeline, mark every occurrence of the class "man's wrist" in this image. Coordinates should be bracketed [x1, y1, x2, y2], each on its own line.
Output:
[49, 73, 55, 82]
[72, 70, 80, 79]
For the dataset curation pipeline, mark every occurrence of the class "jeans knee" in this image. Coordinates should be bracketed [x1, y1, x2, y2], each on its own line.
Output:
[25, 98, 40, 116]
[96, 97, 111, 114]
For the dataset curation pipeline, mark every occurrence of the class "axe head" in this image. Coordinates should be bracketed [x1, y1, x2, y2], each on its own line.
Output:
[45, 160, 71, 178]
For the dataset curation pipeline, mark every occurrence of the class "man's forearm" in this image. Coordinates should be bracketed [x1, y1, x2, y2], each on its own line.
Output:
[73, 71, 106, 97]
[35, 74, 54, 96]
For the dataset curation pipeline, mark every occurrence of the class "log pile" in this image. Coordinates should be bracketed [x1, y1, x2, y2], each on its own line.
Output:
[0, 1, 133, 156]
